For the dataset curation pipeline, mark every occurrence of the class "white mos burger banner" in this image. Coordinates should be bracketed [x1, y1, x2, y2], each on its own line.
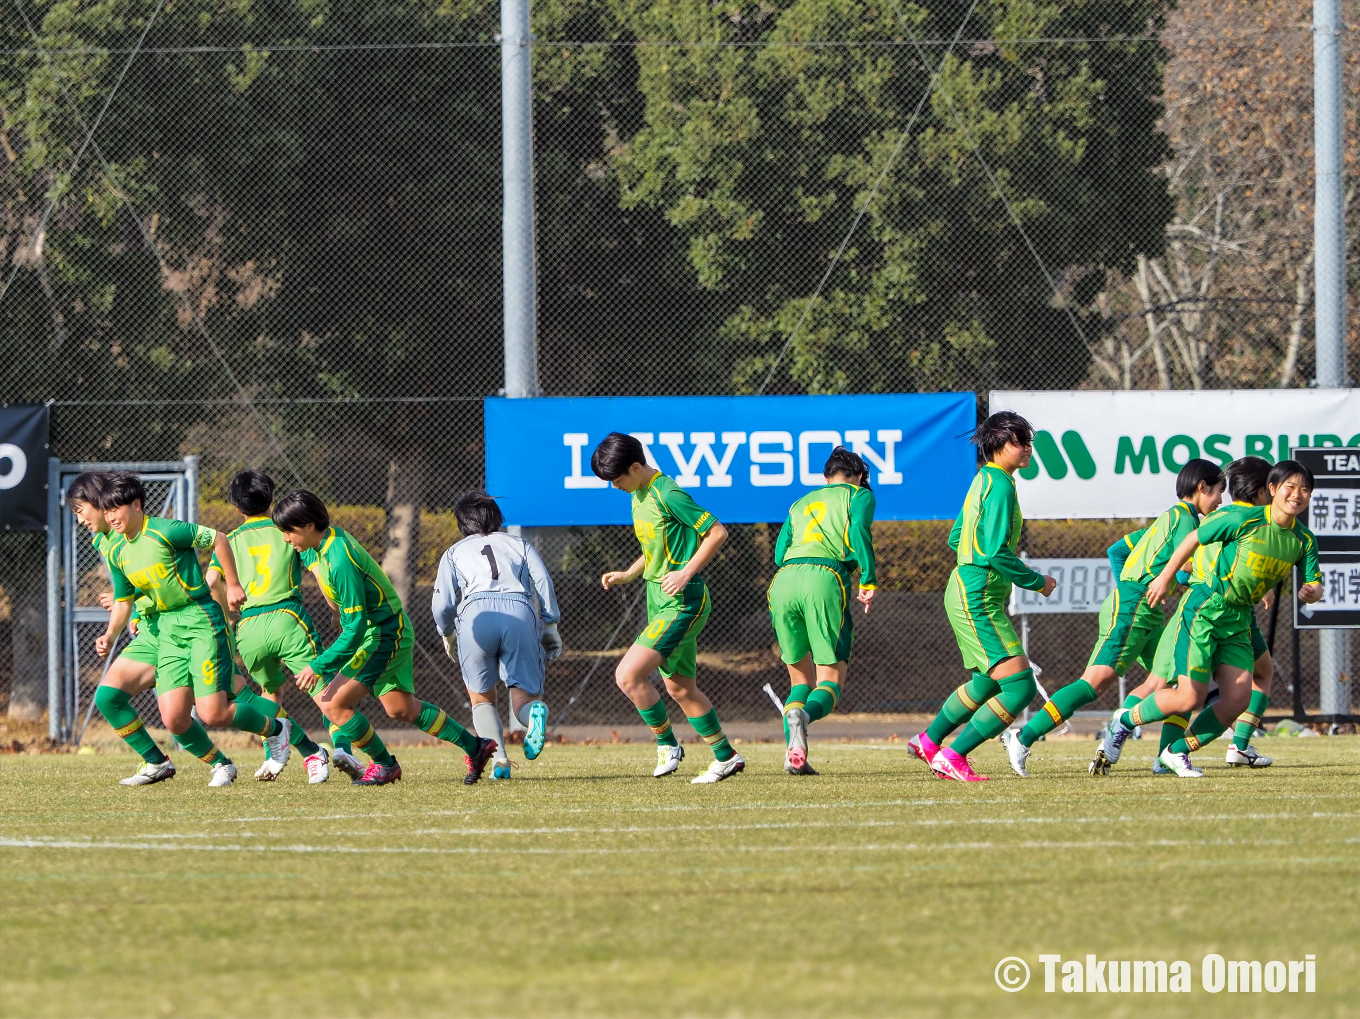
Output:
[988, 389, 1360, 519]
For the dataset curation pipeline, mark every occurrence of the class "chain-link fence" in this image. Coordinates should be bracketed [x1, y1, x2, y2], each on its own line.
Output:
[3, 0, 1357, 735]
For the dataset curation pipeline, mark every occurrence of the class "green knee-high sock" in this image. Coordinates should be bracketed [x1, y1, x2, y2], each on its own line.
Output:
[804, 681, 841, 723]
[1158, 713, 1189, 754]
[335, 712, 394, 766]
[95, 687, 167, 764]
[784, 683, 812, 740]
[1232, 691, 1268, 751]
[926, 672, 1000, 744]
[175, 719, 229, 766]
[232, 683, 276, 716]
[416, 702, 481, 756]
[1121, 690, 1176, 730]
[274, 705, 321, 756]
[1122, 692, 1142, 709]
[325, 715, 352, 755]
[1018, 680, 1096, 747]
[950, 669, 1037, 756]
[638, 700, 678, 747]
[688, 708, 735, 762]
[1170, 706, 1228, 754]
[229, 698, 282, 738]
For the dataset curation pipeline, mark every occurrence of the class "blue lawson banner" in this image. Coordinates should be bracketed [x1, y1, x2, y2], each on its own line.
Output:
[484, 393, 976, 525]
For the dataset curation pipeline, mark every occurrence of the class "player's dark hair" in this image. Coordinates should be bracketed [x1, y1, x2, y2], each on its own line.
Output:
[1226, 456, 1271, 503]
[590, 432, 648, 481]
[66, 471, 110, 507]
[971, 411, 1034, 461]
[228, 469, 275, 516]
[823, 446, 870, 489]
[271, 489, 330, 532]
[455, 491, 503, 536]
[1174, 458, 1224, 499]
[99, 472, 146, 510]
[1267, 459, 1314, 492]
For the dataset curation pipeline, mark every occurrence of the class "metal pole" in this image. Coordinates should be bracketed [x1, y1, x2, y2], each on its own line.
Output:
[501, 0, 538, 401]
[45, 458, 61, 740]
[1313, 0, 1351, 716]
[184, 454, 199, 523]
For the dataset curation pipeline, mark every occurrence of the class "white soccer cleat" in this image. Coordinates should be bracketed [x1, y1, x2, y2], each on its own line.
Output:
[261, 718, 291, 776]
[331, 749, 363, 780]
[785, 706, 810, 774]
[691, 753, 746, 784]
[653, 743, 685, 777]
[119, 758, 176, 786]
[304, 746, 331, 784]
[1100, 710, 1133, 766]
[208, 761, 238, 787]
[999, 728, 1030, 778]
[1157, 747, 1203, 778]
[254, 758, 276, 782]
[1225, 744, 1272, 768]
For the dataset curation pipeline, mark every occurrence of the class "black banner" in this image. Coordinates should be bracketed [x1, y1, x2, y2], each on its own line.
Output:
[0, 404, 50, 531]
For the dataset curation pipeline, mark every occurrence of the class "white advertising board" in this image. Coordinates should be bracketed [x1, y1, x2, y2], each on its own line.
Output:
[988, 389, 1360, 519]
[1008, 558, 1112, 615]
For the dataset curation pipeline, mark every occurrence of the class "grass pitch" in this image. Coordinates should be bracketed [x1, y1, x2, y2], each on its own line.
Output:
[2, 736, 1357, 1018]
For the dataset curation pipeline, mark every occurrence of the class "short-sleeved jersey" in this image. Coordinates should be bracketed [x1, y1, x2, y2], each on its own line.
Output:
[631, 473, 716, 583]
[210, 516, 302, 617]
[93, 530, 154, 623]
[1197, 503, 1322, 607]
[106, 516, 217, 613]
[948, 463, 1045, 591]
[431, 531, 561, 635]
[1120, 500, 1201, 585]
[300, 527, 403, 677]
[774, 483, 878, 588]
[1187, 501, 1256, 586]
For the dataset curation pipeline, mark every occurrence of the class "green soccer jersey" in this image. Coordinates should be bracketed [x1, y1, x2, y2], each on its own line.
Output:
[1197, 503, 1322, 607]
[106, 516, 217, 613]
[774, 483, 878, 588]
[631, 473, 717, 583]
[1120, 500, 1201, 585]
[300, 527, 403, 677]
[93, 530, 154, 623]
[1186, 500, 1255, 586]
[210, 516, 303, 617]
[948, 462, 1045, 591]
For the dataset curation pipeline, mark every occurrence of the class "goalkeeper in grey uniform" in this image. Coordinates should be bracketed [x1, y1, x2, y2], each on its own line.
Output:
[432, 491, 563, 778]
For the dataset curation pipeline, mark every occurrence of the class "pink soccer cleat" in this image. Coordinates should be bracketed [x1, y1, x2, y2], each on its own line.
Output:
[909, 733, 941, 767]
[930, 747, 989, 782]
[353, 759, 402, 786]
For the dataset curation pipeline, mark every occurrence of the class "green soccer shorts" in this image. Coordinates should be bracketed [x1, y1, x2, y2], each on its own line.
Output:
[768, 560, 855, 666]
[944, 564, 1024, 673]
[338, 613, 415, 698]
[638, 578, 710, 680]
[1087, 580, 1163, 675]
[1187, 593, 1256, 684]
[153, 601, 234, 699]
[236, 604, 321, 694]
[119, 617, 160, 668]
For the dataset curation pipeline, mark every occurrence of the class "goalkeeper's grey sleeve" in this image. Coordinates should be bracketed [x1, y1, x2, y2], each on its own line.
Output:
[431, 550, 460, 636]
[524, 541, 561, 626]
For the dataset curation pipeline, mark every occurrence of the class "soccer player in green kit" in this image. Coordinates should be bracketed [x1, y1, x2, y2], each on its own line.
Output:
[769, 446, 877, 775]
[1115, 460, 1323, 778]
[998, 459, 1225, 777]
[271, 490, 497, 786]
[907, 412, 1057, 782]
[1100, 457, 1283, 773]
[73, 472, 229, 785]
[204, 469, 335, 783]
[591, 432, 744, 783]
[95, 473, 292, 787]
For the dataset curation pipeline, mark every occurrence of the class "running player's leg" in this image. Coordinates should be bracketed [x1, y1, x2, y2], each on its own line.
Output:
[305, 676, 395, 776]
[153, 625, 236, 783]
[615, 642, 682, 771]
[495, 597, 549, 762]
[1228, 614, 1273, 766]
[1169, 664, 1252, 756]
[458, 598, 516, 776]
[95, 634, 172, 780]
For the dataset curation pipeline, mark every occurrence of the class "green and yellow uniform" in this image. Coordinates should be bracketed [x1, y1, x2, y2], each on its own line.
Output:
[1185, 504, 1320, 683]
[93, 530, 159, 668]
[212, 517, 320, 694]
[1087, 500, 1200, 675]
[301, 527, 414, 698]
[106, 516, 233, 698]
[944, 463, 1045, 672]
[768, 483, 876, 665]
[630, 473, 716, 680]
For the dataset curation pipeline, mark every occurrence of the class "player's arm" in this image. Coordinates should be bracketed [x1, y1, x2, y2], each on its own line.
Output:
[524, 542, 564, 659]
[1147, 531, 1210, 607]
[303, 553, 368, 680]
[1107, 528, 1144, 574]
[773, 515, 793, 567]
[847, 488, 877, 612]
[947, 508, 963, 553]
[979, 480, 1050, 593]
[655, 488, 726, 596]
[431, 550, 460, 658]
[208, 531, 246, 612]
[96, 560, 137, 656]
[601, 554, 646, 590]
[1297, 528, 1324, 604]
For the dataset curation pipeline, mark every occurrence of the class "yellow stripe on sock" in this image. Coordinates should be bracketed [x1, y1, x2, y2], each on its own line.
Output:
[957, 683, 980, 712]
[648, 721, 673, 736]
[785, 701, 805, 712]
[984, 696, 1015, 726]
[275, 706, 289, 720]
[1183, 733, 1205, 752]
[421, 709, 448, 737]
[1239, 712, 1261, 730]
[701, 730, 727, 746]
[114, 718, 145, 739]
[1043, 701, 1064, 725]
[352, 724, 376, 750]
[196, 748, 219, 764]
[1164, 715, 1188, 729]
[1129, 705, 1145, 727]
[815, 683, 840, 710]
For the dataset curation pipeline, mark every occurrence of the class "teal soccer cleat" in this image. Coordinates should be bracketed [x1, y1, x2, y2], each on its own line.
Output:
[523, 701, 548, 761]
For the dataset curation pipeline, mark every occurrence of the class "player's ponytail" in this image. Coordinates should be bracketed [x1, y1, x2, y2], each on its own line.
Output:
[823, 446, 870, 489]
